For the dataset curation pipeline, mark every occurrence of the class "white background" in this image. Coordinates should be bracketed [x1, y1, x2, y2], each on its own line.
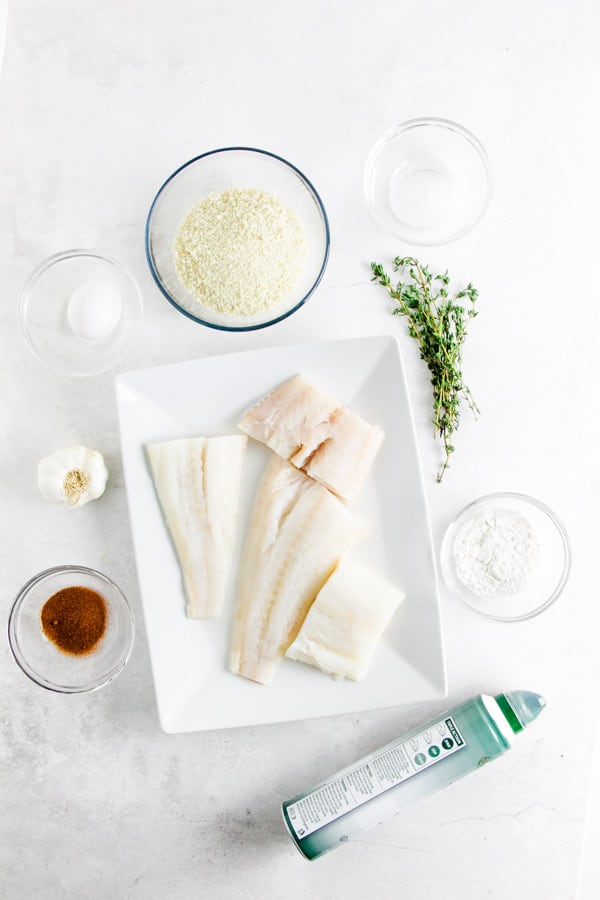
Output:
[1, 1, 599, 898]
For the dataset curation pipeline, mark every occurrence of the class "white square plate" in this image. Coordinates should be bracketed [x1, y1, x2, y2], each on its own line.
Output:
[116, 336, 446, 733]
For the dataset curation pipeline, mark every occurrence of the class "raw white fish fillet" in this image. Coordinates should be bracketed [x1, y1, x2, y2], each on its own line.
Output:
[286, 558, 404, 681]
[147, 435, 247, 618]
[238, 375, 384, 502]
[230, 456, 367, 684]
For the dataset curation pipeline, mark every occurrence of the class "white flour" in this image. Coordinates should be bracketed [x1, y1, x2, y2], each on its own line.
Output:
[453, 508, 539, 596]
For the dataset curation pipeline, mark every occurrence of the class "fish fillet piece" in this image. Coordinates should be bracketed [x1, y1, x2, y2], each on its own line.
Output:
[230, 456, 367, 684]
[286, 558, 404, 681]
[147, 435, 247, 618]
[238, 375, 384, 502]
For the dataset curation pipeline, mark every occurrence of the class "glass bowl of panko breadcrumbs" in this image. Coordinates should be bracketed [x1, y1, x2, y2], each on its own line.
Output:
[145, 147, 330, 331]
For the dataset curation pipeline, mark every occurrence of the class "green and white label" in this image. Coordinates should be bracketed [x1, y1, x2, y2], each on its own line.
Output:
[286, 716, 466, 840]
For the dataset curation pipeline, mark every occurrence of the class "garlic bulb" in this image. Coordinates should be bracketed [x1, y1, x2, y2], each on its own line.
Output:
[38, 446, 109, 508]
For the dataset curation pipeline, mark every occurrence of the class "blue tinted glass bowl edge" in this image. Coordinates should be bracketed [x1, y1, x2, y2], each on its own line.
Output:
[144, 147, 331, 333]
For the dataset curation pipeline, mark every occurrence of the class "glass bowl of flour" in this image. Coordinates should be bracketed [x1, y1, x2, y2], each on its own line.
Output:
[440, 492, 571, 621]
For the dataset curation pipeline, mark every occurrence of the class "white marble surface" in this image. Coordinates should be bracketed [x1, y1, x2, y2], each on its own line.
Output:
[1, 1, 599, 898]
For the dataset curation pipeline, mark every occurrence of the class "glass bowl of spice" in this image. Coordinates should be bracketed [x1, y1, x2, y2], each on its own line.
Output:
[8, 565, 134, 692]
[440, 492, 571, 622]
[145, 147, 330, 331]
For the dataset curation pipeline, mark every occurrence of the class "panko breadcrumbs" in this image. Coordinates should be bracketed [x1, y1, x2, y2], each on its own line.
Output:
[173, 188, 306, 317]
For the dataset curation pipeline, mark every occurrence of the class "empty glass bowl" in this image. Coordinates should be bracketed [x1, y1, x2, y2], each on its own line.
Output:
[145, 147, 330, 331]
[440, 492, 571, 622]
[364, 117, 492, 245]
[8, 565, 134, 692]
[19, 250, 143, 376]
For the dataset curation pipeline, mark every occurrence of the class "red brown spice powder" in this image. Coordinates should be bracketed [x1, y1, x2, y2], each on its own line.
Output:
[40, 586, 107, 656]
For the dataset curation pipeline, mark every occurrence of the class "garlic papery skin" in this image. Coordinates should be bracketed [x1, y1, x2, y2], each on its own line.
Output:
[37, 446, 109, 508]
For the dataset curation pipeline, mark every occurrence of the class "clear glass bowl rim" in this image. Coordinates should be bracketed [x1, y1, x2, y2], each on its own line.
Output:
[363, 116, 493, 246]
[440, 491, 571, 622]
[17, 248, 144, 377]
[7, 564, 135, 693]
[144, 146, 331, 332]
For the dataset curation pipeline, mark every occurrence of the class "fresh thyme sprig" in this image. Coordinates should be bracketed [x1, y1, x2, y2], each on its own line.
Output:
[371, 256, 479, 482]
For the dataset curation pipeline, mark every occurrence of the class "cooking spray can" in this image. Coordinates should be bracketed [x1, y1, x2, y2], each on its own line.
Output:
[282, 690, 545, 860]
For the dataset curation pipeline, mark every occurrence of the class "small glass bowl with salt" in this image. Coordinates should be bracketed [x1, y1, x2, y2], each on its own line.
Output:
[440, 492, 571, 622]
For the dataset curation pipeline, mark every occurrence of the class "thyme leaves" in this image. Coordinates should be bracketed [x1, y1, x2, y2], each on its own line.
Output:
[371, 256, 479, 482]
